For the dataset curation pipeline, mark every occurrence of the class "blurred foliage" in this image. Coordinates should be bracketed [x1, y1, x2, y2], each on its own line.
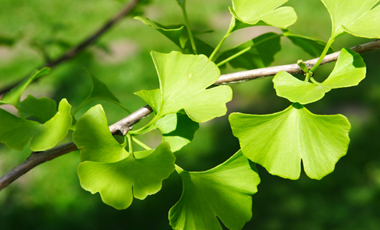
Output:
[0, 0, 380, 229]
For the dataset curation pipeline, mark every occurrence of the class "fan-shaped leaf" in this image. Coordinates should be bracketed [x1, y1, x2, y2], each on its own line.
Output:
[273, 48, 366, 104]
[0, 99, 72, 151]
[321, 0, 380, 39]
[169, 150, 260, 230]
[229, 104, 351, 180]
[136, 51, 232, 123]
[78, 142, 175, 210]
[230, 0, 297, 29]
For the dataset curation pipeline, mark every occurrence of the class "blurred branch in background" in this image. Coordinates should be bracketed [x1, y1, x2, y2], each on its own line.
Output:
[0, 0, 141, 96]
[1, 39, 379, 191]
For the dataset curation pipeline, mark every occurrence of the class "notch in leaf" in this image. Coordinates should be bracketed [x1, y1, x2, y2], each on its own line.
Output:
[169, 150, 260, 230]
[229, 103, 351, 180]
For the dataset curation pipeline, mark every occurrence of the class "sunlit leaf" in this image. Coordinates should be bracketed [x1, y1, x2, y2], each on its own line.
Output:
[216, 32, 281, 69]
[0, 99, 72, 151]
[73, 104, 127, 163]
[273, 48, 366, 104]
[230, 0, 297, 29]
[273, 71, 331, 104]
[77, 142, 175, 210]
[155, 113, 199, 152]
[18, 95, 57, 123]
[229, 103, 351, 180]
[0, 68, 50, 108]
[169, 150, 260, 230]
[137, 51, 232, 123]
[282, 30, 333, 57]
[321, 0, 380, 39]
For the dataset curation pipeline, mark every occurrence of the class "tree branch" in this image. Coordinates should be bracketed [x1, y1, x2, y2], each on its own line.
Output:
[0, 39, 379, 191]
[0, 0, 141, 96]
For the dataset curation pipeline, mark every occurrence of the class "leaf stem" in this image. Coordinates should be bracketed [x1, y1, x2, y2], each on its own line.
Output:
[132, 136, 152, 150]
[310, 37, 335, 72]
[127, 133, 133, 156]
[180, 6, 197, 54]
[216, 46, 251, 67]
[209, 16, 235, 62]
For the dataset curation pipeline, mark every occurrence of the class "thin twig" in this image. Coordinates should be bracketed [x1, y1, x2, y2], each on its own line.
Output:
[0, 39, 379, 191]
[0, 0, 140, 96]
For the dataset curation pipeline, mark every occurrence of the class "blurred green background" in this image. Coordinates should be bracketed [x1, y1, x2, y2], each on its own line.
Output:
[1, 0, 380, 229]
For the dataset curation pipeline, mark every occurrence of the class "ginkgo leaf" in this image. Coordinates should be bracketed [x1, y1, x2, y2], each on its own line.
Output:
[216, 32, 281, 69]
[18, 95, 57, 123]
[134, 17, 214, 55]
[0, 68, 50, 108]
[230, 0, 297, 29]
[273, 48, 366, 104]
[273, 71, 331, 104]
[155, 113, 199, 152]
[0, 99, 72, 151]
[137, 51, 232, 123]
[169, 150, 260, 230]
[282, 30, 333, 57]
[75, 70, 128, 114]
[73, 104, 127, 163]
[321, 0, 380, 39]
[77, 142, 175, 210]
[229, 103, 351, 180]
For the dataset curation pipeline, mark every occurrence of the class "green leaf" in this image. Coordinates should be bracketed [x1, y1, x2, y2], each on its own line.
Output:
[134, 16, 214, 55]
[75, 70, 128, 114]
[137, 51, 232, 123]
[322, 0, 380, 39]
[282, 30, 333, 57]
[169, 150, 260, 230]
[230, 0, 297, 29]
[176, 0, 186, 9]
[321, 48, 367, 88]
[155, 113, 199, 152]
[134, 16, 188, 49]
[73, 104, 127, 163]
[18, 95, 57, 123]
[229, 104, 351, 180]
[273, 71, 331, 104]
[134, 89, 161, 113]
[0, 68, 50, 108]
[77, 141, 175, 210]
[273, 48, 366, 104]
[0, 99, 72, 151]
[216, 32, 281, 69]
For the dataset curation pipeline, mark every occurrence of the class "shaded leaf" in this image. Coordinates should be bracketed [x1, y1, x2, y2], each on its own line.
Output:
[273, 48, 366, 104]
[0, 68, 50, 108]
[216, 32, 281, 69]
[0, 99, 72, 151]
[78, 142, 175, 210]
[229, 104, 351, 180]
[155, 113, 199, 152]
[283, 30, 333, 57]
[18, 95, 57, 123]
[230, 0, 297, 29]
[169, 150, 260, 230]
